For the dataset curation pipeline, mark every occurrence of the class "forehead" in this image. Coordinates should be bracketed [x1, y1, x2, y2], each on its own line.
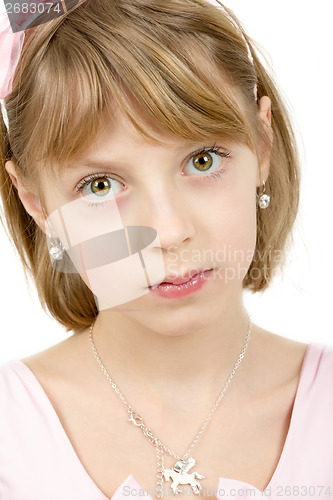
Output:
[63, 66, 245, 170]
[74, 107, 199, 159]
[40, 42, 253, 185]
[61, 109, 241, 183]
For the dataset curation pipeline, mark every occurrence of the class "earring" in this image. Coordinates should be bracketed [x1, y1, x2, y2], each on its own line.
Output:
[47, 234, 65, 261]
[257, 180, 270, 209]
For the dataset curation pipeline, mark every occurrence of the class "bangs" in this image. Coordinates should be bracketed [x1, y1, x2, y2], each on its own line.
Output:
[1, 0, 302, 329]
[10, 0, 259, 180]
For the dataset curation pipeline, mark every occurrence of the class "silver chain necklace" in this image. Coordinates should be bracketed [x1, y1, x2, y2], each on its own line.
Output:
[89, 312, 251, 498]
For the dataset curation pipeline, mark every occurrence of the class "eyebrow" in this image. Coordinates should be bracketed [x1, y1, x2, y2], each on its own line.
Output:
[62, 141, 205, 176]
[62, 158, 130, 176]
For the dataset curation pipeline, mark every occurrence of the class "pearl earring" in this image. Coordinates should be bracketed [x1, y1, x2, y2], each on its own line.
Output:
[257, 180, 270, 209]
[47, 233, 65, 261]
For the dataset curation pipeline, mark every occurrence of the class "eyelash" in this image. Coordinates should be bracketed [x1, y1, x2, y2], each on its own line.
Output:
[74, 144, 231, 207]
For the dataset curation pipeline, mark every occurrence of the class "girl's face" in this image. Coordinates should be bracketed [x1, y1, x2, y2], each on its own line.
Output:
[36, 99, 271, 335]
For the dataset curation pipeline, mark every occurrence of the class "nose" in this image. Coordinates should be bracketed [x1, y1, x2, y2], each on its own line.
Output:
[136, 185, 195, 251]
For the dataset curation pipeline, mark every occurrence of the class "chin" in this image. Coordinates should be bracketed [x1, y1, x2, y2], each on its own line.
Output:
[130, 305, 220, 337]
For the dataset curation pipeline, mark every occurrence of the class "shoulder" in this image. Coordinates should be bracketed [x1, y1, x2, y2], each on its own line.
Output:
[20, 328, 89, 371]
[0, 332, 90, 421]
[18, 329, 95, 398]
[304, 342, 333, 389]
[0, 356, 53, 409]
[0, 358, 28, 395]
[247, 325, 309, 391]
[0, 333, 90, 438]
[0, 359, 46, 449]
[251, 326, 333, 400]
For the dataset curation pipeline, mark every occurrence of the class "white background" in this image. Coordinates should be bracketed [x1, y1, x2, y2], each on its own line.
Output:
[0, 1, 332, 363]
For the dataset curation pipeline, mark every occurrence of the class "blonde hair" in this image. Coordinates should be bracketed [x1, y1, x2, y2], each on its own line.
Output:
[0, 0, 301, 333]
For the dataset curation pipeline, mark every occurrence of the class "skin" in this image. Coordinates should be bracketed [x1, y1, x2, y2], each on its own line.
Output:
[5, 97, 311, 495]
[5, 95, 306, 415]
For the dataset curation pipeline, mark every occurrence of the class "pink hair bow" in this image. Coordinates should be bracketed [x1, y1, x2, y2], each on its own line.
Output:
[0, 11, 25, 130]
[0, 0, 69, 130]
[0, 12, 25, 99]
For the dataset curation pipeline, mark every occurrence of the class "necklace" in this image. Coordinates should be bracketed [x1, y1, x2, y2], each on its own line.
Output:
[89, 312, 251, 498]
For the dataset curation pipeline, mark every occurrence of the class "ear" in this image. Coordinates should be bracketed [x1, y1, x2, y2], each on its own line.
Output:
[256, 95, 273, 187]
[5, 160, 47, 233]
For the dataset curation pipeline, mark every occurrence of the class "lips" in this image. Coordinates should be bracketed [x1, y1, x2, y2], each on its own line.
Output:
[152, 268, 212, 287]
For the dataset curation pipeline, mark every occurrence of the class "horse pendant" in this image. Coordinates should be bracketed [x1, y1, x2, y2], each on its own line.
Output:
[162, 457, 205, 495]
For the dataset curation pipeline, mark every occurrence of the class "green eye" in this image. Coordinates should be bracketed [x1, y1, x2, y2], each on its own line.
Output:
[90, 177, 112, 196]
[192, 152, 214, 172]
[75, 173, 124, 203]
[184, 146, 231, 178]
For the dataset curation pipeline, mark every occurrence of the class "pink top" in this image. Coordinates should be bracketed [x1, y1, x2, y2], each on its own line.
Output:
[0, 342, 333, 500]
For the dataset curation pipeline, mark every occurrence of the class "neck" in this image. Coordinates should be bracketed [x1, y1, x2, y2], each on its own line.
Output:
[89, 302, 252, 409]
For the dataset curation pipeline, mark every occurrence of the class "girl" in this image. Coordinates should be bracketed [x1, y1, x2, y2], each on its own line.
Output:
[0, 1, 332, 499]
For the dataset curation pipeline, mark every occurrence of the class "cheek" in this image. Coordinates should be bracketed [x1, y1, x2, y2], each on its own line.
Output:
[229, 201, 257, 265]
[207, 183, 257, 268]
[40, 177, 72, 217]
